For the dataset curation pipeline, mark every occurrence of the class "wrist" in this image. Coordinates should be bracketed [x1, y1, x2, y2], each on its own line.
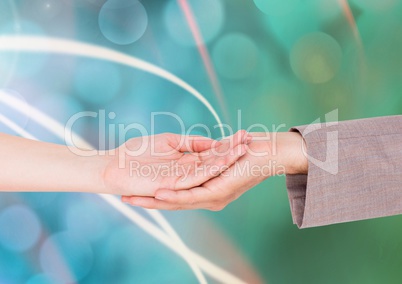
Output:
[277, 132, 308, 175]
[94, 151, 120, 195]
[68, 152, 110, 194]
[246, 132, 282, 178]
[249, 132, 308, 176]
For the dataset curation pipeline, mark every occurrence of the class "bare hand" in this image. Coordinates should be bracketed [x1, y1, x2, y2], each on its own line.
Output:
[121, 132, 307, 210]
[103, 131, 251, 196]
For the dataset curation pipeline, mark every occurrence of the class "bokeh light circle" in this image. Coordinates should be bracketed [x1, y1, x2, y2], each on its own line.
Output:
[290, 32, 342, 84]
[74, 60, 121, 105]
[164, 0, 224, 46]
[212, 33, 259, 80]
[99, 0, 148, 45]
[63, 198, 106, 242]
[40, 231, 93, 282]
[0, 205, 41, 252]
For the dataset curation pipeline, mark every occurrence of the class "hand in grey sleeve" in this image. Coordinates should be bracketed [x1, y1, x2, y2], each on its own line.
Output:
[287, 115, 402, 228]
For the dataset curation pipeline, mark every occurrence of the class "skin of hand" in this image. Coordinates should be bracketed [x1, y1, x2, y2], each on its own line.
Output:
[121, 132, 308, 211]
[0, 131, 249, 196]
[102, 130, 251, 196]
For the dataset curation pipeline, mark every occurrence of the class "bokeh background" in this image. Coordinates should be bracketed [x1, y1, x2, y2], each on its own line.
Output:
[1, 0, 402, 283]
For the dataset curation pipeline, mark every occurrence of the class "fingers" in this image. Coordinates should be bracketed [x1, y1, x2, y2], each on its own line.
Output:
[167, 134, 221, 153]
[168, 130, 250, 153]
[172, 144, 246, 190]
[223, 130, 251, 147]
[122, 183, 234, 211]
[121, 132, 257, 210]
[121, 195, 195, 210]
[178, 130, 249, 161]
[175, 135, 221, 153]
[156, 187, 221, 209]
[159, 131, 250, 190]
[220, 130, 253, 145]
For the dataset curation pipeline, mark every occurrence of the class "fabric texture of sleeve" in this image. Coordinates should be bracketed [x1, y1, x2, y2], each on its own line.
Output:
[286, 115, 402, 228]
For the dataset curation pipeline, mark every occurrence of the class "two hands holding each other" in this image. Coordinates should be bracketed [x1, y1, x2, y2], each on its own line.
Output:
[110, 130, 308, 211]
[0, 130, 306, 211]
[2, 115, 401, 227]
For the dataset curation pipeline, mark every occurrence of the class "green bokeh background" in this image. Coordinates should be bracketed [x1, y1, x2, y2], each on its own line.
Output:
[1, 0, 402, 283]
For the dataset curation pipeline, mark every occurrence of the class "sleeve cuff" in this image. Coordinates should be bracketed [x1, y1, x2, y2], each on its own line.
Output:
[286, 115, 402, 229]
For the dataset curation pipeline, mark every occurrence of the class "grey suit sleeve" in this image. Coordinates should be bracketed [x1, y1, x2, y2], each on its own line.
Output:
[286, 115, 402, 228]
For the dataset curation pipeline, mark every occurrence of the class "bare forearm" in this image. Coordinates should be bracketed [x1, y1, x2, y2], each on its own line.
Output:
[0, 131, 248, 195]
[0, 133, 108, 193]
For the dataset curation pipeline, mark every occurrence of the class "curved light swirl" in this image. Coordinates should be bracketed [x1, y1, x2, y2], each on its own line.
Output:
[0, 95, 245, 284]
[0, 35, 225, 138]
[0, 92, 205, 283]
